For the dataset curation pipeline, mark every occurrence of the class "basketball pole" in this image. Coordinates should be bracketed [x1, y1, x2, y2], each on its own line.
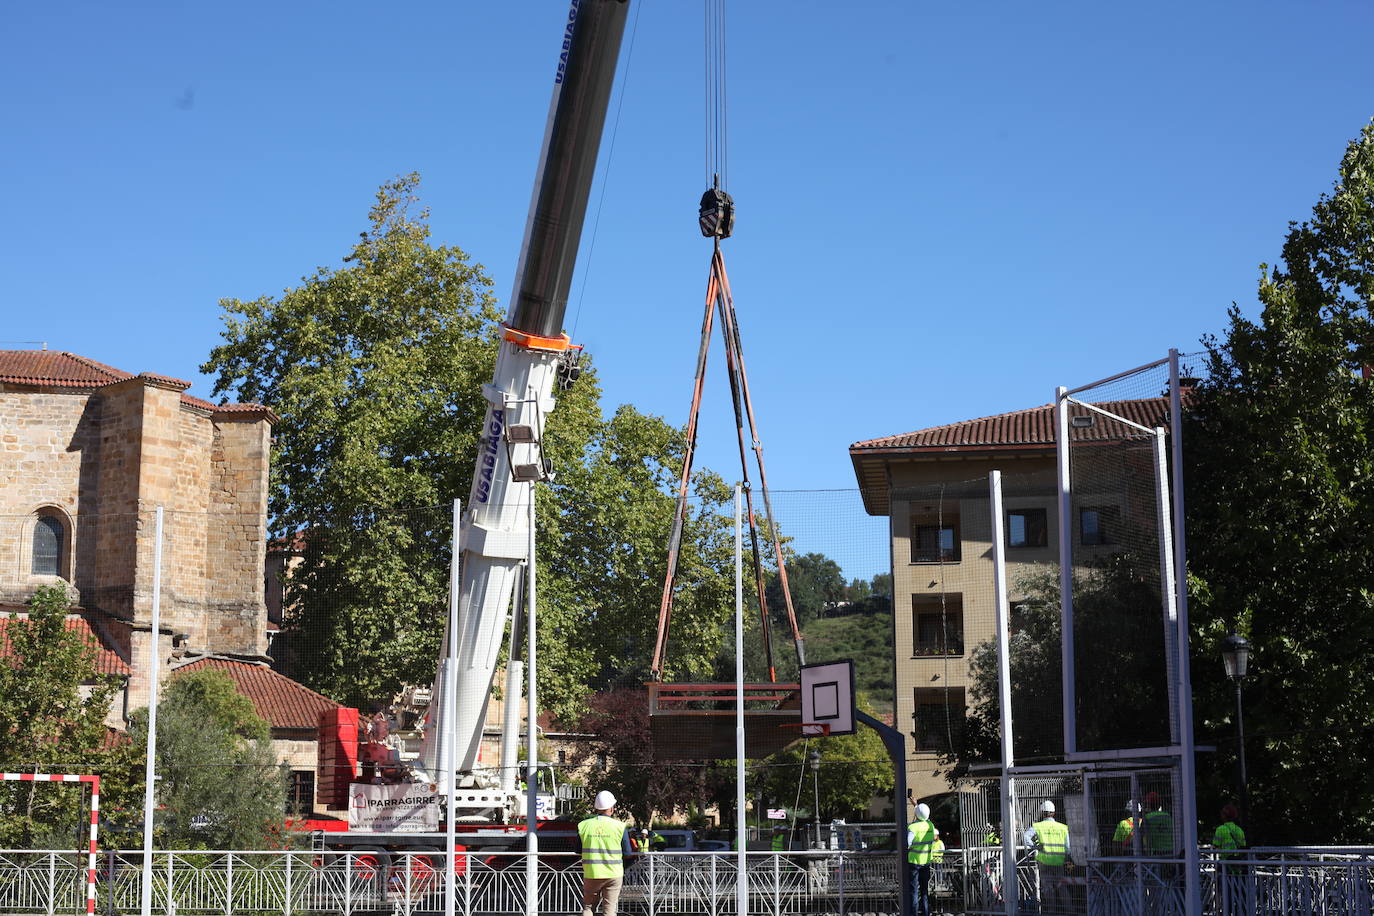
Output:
[855, 709, 911, 916]
[734, 484, 748, 916]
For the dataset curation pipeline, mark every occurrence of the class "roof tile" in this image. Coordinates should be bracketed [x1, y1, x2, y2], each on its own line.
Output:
[0, 350, 273, 420]
[0, 614, 130, 677]
[849, 397, 1171, 451]
[173, 658, 339, 730]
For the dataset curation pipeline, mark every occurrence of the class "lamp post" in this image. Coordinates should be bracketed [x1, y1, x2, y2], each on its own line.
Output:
[809, 751, 822, 849]
[1221, 633, 1251, 829]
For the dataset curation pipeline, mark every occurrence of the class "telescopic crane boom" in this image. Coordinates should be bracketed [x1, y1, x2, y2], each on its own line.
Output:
[417, 0, 630, 813]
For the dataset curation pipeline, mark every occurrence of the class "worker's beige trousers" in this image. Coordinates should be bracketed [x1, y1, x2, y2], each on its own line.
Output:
[581, 876, 623, 916]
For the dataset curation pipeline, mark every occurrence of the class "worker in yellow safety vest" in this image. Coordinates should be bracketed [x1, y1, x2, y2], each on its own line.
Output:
[1023, 800, 1072, 915]
[1114, 800, 1140, 853]
[1214, 804, 1246, 859]
[1141, 791, 1174, 856]
[577, 791, 632, 916]
[907, 801, 940, 916]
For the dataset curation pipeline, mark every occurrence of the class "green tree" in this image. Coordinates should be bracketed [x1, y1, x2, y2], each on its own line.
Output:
[203, 174, 736, 719]
[202, 173, 506, 705]
[541, 406, 736, 708]
[574, 688, 718, 827]
[129, 670, 288, 849]
[1186, 119, 1374, 844]
[0, 586, 124, 847]
[959, 561, 1170, 774]
[765, 552, 845, 628]
[749, 699, 895, 822]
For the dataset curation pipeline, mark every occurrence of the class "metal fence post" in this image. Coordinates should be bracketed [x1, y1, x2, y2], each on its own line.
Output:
[284, 852, 292, 916]
[46, 852, 55, 916]
[710, 853, 719, 916]
[772, 853, 781, 916]
[106, 850, 117, 916]
[225, 853, 233, 916]
[648, 852, 656, 916]
[837, 850, 846, 916]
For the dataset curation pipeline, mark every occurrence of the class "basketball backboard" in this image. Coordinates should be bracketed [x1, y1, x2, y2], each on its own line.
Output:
[800, 660, 855, 736]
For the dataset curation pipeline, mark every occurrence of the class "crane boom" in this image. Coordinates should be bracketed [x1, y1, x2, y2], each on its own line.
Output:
[421, 0, 630, 800]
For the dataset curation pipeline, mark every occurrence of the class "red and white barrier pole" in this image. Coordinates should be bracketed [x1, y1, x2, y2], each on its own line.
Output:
[1, 773, 100, 914]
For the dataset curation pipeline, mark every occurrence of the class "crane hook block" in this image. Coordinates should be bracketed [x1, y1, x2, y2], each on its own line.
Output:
[698, 187, 736, 239]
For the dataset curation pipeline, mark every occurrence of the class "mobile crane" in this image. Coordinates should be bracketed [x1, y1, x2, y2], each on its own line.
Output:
[313, 0, 631, 862]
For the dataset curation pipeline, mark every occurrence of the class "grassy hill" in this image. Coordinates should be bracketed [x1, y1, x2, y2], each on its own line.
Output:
[800, 603, 894, 716]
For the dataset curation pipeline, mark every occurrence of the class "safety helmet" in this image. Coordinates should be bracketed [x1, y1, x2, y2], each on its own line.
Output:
[1041, 800, 1056, 815]
[1125, 799, 1138, 814]
[915, 803, 930, 820]
[594, 790, 617, 811]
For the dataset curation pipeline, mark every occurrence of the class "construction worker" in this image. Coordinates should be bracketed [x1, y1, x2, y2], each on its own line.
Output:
[1213, 804, 1246, 858]
[1141, 792, 1174, 856]
[577, 790, 632, 916]
[1214, 804, 1249, 915]
[771, 827, 787, 852]
[907, 801, 939, 916]
[1023, 800, 1071, 915]
[1113, 799, 1140, 853]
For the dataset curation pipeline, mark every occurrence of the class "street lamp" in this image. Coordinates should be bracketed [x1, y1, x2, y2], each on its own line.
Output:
[1221, 633, 1251, 829]
[809, 750, 822, 849]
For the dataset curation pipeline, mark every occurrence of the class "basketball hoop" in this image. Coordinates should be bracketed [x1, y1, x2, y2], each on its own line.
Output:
[780, 722, 831, 738]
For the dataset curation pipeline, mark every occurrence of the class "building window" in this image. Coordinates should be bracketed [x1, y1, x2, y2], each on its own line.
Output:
[1007, 508, 1048, 548]
[913, 594, 964, 656]
[288, 770, 315, 814]
[912, 687, 965, 754]
[1081, 506, 1119, 546]
[32, 515, 65, 577]
[911, 516, 960, 563]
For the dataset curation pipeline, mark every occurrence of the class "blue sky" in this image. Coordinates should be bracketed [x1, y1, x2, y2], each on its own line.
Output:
[3, 1, 1372, 577]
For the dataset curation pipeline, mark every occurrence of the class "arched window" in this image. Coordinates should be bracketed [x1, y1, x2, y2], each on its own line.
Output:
[32, 516, 64, 576]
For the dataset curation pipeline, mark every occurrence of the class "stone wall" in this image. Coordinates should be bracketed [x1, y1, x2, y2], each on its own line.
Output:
[0, 375, 273, 671]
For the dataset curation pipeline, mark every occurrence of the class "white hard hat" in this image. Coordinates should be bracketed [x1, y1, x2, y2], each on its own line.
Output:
[1041, 800, 1055, 815]
[594, 790, 616, 811]
[915, 803, 930, 820]
[1125, 799, 1137, 813]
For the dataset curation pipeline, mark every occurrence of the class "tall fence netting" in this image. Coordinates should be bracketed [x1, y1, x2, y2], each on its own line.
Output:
[0, 488, 891, 850]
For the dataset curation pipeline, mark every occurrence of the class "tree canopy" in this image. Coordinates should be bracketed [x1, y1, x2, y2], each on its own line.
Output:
[1186, 119, 1374, 844]
[203, 174, 737, 721]
[0, 586, 127, 847]
[129, 669, 288, 849]
[749, 695, 895, 823]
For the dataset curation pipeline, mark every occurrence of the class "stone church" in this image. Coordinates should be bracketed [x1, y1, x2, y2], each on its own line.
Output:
[0, 348, 274, 697]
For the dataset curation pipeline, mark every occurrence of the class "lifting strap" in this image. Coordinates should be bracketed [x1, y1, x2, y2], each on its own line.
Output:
[650, 241, 805, 681]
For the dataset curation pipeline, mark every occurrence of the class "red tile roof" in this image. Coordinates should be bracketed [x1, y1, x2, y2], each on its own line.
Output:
[850, 397, 1170, 451]
[0, 350, 131, 387]
[0, 350, 275, 421]
[172, 658, 339, 731]
[850, 397, 1172, 515]
[0, 613, 131, 677]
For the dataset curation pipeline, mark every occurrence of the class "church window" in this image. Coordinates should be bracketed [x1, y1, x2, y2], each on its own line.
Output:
[32, 515, 65, 577]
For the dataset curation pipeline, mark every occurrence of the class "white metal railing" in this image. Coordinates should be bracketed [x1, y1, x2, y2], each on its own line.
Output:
[0, 849, 901, 916]
[8, 846, 1372, 915]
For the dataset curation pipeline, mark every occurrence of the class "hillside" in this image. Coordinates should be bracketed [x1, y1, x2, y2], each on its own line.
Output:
[801, 603, 894, 716]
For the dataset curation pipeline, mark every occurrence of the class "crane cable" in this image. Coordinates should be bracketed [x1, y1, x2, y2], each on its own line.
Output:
[704, 0, 728, 190]
[652, 0, 805, 681]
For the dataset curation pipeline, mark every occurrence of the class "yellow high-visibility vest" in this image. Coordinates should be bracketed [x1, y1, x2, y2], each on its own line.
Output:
[908, 821, 938, 865]
[1214, 821, 1246, 859]
[1032, 819, 1069, 867]
[578, 815, 626, 879]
